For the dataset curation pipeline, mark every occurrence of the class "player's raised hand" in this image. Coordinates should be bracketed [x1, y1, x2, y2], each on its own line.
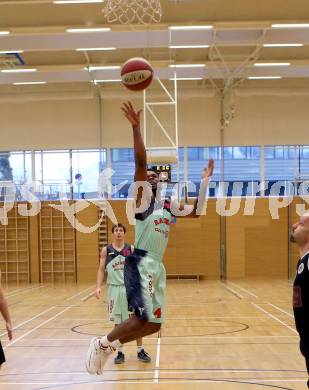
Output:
[121, 101, 142, 127]
[202, 159, 214, 180]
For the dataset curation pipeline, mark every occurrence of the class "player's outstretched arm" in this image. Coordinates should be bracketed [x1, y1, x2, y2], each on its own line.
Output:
[121, 101, 147, 208]
[95, 247, 107, 299]
[0, 284, 12, 341]
[178, 159, 214, 218]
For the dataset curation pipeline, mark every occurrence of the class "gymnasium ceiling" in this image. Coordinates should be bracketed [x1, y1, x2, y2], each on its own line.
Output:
[1, 0, 309, 92]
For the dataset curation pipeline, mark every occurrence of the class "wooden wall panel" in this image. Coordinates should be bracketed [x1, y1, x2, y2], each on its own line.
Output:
[2, 198, 306, 283]
[29, 214, 40, 283]
[75, 201, 99, 284]
[226, 198, 289, 278]
[107, 201, 135, 245]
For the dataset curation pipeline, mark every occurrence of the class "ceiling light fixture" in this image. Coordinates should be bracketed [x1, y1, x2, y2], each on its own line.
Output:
[94, 79, 122, 82]
[66, 28, 111, 33]
[263, 43, 303, 47]
[169, 25, 213, 30]
[272, 23, 309, 29]
[169, 45, 209, 49]
[248, 76, 282, 80]
[1, 68, 37, 73]
[76, 47, 116, 51]
[169, 77, 203, 81]
[169, 64, 205, 68]
[54, 0, 103, 4]
[254, 62, 291, 67]
[0, 50, 24, 54]
[85, 66, 120, 71]
[13, 82, 47, 85]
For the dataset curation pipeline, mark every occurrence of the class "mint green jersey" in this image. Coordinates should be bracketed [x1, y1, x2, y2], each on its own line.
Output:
[105, 244, 132, 285]
[135, 199, 173, 261]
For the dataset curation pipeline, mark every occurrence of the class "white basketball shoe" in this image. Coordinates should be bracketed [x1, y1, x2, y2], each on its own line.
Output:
[85, 337, 115, 375]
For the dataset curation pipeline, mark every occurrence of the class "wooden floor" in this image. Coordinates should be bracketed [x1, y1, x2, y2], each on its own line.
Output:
[0, 279, 307, 390]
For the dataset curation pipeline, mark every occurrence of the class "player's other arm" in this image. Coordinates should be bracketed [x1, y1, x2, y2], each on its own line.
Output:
[178, 159, 214, 218]
[0, 276, 12, 340]
[121, 102, 147, 209]
[95, 247, 107, 299]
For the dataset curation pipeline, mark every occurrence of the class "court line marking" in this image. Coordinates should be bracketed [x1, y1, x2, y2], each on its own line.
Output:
[66, 286, 94, 301]
[223, 285, 244, 299]
[4, 286, 37, 296]
[6, 285, 44, 298]
[4, 306, 73, 349]
[0, 379, 306, 384]
[81, 291, 95, 302]
[17, 335, 299, 342]
[154, 334, 161, 383]
[227, 282, 258, 298]
[252, 303, 297, 334]
[1, 286, 101, 340]
[1, 369, 307, 375]
[0, 306, 57, 338]
[50, 316, 282, 320]
[267, 303, 294, 318]
[167, 302, 243, 306]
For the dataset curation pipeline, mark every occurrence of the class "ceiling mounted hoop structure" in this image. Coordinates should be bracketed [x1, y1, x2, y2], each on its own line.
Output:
[103, 0, 162, 25]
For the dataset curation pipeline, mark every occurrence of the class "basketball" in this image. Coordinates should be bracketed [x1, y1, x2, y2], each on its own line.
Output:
[121, 57, 154, 91]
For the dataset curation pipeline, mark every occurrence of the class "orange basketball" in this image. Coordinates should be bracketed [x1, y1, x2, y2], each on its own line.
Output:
[121, 57, 154, 91]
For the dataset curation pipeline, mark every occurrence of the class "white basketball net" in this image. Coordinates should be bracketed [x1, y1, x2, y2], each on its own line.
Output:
[103, 0, 162, 25]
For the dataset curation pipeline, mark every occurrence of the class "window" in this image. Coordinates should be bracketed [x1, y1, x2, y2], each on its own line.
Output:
[111, 148, 134, 162]
[300, 146, 309, 179]
[72, 149, 106, 199]
[187, 147, 221, 196]
[223, 146, 260, 181]
[301, 146, 309, 159]
[264, 146, 298, 180]
[35, 150, 71, 199]
[111, 148, 134, 198]
[171, 147, 184, 183]
[0, 151, 32, 184]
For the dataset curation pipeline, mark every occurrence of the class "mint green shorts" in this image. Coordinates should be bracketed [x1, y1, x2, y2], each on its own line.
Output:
[107, 284, 130, 325]
[124, 250, 166, 324]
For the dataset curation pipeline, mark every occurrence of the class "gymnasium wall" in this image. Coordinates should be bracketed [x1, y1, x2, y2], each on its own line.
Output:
[0, 89, 309, 150]
[1, 198, 305, 284]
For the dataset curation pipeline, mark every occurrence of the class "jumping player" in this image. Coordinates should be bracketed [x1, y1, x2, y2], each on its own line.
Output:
[290, 213, 309, 388]
[95, 223, 151, 364]
[86, 101, 214, 374]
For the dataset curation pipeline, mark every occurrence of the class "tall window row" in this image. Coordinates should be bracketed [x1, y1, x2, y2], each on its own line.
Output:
[1, 146, 309, 199]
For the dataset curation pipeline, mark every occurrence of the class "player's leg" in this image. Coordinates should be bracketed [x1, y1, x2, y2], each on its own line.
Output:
[300, 339, 309, 388]
[115, 260, 165, 360]
[113, 324, 125, 364]
[115, 316, 160, 342]
[134, 261, 165, 363]
[86, 253, 160, 374]
[114, 285, 129, 365]
[86, 285, 121, 374]
[151, 262, 166, 323]
[86, 309, 158, 373]
[119, 259, 166, 344]
[136, 337, 151, 362]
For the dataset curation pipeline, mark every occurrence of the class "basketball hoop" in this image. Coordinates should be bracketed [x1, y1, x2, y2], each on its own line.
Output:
[103, 0, 162, 25]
